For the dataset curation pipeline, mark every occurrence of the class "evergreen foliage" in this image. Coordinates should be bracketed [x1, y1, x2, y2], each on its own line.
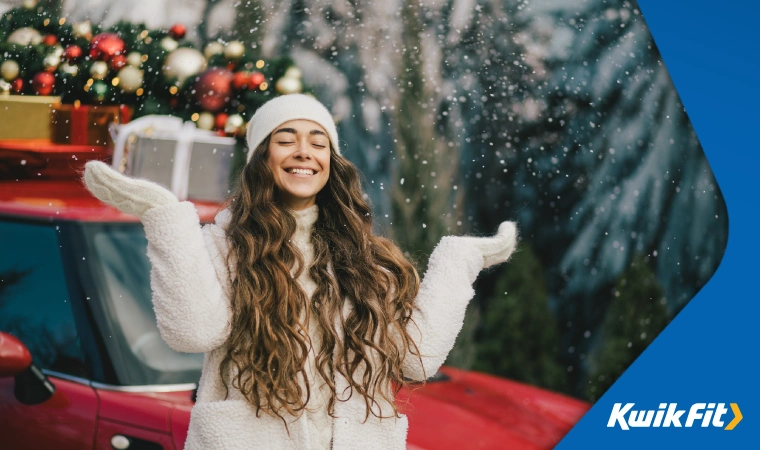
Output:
[585, 254, 670, 401]
[469, 243, 568, 394]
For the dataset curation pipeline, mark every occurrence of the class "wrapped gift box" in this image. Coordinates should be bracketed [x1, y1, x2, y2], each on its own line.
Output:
[0, 94, 62, 140]
[50, 103, 123, 146]
[122, 120, 237, 202]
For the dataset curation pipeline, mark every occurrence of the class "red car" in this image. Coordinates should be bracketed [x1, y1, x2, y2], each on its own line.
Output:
[0, 140, 589, 449]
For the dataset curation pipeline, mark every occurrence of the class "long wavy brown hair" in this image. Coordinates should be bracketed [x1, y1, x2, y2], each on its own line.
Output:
[219, 134, 425, 427]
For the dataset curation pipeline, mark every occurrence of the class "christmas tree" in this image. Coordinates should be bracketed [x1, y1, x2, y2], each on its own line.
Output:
[0, 0, 307, 137]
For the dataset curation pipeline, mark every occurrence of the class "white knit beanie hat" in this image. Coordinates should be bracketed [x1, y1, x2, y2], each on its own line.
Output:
[245, 93, 340, 163]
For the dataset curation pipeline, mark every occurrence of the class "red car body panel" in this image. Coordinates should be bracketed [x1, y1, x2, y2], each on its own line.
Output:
[94, 419, 175, 449]
[0, 179, 222, 223]
[0, 141, 590, 449]
[171, 402, 193, 450]
[97, 389, 176, 433]
[400, 367, 588, 449]
[0, 377, 98, 449]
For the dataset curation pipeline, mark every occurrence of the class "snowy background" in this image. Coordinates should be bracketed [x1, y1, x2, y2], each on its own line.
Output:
[5, 0, 727, 401]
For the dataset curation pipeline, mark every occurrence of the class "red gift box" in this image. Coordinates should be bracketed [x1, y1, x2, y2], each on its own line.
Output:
[50, 103, 131, 146]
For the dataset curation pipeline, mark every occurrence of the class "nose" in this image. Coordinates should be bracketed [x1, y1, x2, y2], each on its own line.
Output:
[293, 137, 312, 159]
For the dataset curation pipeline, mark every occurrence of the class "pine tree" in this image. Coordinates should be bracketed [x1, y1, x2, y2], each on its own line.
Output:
[467, 243, 568, 394]
[232, 0, 266, 52]
[585, 254, 670, 402]
[389, 0, 463, 267]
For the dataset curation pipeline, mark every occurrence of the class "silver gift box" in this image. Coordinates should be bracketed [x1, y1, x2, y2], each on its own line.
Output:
[126, 129, 237, 202]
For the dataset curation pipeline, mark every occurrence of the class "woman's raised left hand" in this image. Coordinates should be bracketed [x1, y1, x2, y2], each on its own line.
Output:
[455, 221, 518, 269]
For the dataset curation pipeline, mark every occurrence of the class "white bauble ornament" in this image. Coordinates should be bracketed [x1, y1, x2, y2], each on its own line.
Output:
[204, 42, 224, 59]
[51, 44, 65, 58]
[275, 76, 302, 94]
[117, 66, 143, 93]
[284, 66, 302, 79]
[43, 54, 61, 72]
[224, 41, 245, 60]
[7, 27, 43, 46]
[224, 114, 245, 134]
[90, 61, 109, 80]
[61, 63, 78, 76]
[197, 112, 215, 130]
[1, 60, 20, 82]
[161, 37, 178, 52]
[163, 47, 207, 85]
[72, 22, 92, 40]
[127, 52, 143, 68]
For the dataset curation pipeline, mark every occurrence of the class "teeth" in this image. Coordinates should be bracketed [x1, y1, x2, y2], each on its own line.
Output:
[288, 168, 314, 175]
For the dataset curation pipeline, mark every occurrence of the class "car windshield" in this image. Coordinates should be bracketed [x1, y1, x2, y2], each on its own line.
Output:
[83, 222, 203, 386]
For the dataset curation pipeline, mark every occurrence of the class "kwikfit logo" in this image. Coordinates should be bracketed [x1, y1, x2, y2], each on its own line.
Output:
[607, 403, 742, 430]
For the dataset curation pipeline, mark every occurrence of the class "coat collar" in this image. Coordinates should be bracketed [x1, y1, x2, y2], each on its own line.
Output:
[213, 204, 319, 231]
[213, 207, 233, 229]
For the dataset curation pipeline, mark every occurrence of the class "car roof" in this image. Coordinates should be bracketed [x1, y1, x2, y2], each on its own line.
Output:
[0, 139, 224, 223]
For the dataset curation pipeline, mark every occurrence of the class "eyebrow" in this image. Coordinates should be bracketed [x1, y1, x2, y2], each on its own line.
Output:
[273, 127, 328, 137]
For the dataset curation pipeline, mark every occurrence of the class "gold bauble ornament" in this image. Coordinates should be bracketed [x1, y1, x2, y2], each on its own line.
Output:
[275, 76, 302, 94]
[127, 52, 143, 68]
[196, 112, 215, 131]
[90, 61, 109, 80]
[163, 47, 207, 86]
[72, 22, 92, 40]
[7, 27, 43, 46]
[117, 66, 143, 93]
[204, 42, 224, 59]
[161, 37, 179, 52]
[224, 114, 245, 135]
[223, 41, 245, 60]
[1, 60, 20, 82]
[22, 0, 38, 9]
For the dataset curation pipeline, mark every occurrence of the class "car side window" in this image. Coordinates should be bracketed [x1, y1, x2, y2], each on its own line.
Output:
[0, 220, 87, 378]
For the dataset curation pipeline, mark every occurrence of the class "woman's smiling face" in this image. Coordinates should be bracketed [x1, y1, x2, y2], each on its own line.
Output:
[267, 119, 331, 210]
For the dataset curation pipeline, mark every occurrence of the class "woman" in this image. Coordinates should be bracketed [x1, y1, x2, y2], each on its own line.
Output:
[83, 93, 518, 450]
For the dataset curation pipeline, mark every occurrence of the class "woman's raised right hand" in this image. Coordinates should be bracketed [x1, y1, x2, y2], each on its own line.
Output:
[83, 160, 178, 218]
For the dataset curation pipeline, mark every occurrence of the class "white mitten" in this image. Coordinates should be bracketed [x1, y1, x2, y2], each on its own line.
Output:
[83, 160, 178, 218]
[458, 221, 519, 269]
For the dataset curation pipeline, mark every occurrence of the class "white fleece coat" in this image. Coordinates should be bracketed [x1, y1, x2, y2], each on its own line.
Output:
[140, 201, 488, 450]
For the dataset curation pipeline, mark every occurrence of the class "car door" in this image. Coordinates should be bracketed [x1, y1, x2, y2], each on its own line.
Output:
[0, 218, 98, 449]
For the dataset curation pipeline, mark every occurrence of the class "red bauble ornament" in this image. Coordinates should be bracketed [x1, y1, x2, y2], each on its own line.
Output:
[109, 55, 127, 70]
[43, 34, 58, 46]
[169, 24, 186, 40]
[10, 78, 24, 94]
[193, 68, 233, 113]
[64, 45, 83, 63]
[250, 71, 265, 88]
[90, 33, 126, 61]
[32, 72, 55, 95]
[231, 71, 252, 90]
[214, 113, 229, 130]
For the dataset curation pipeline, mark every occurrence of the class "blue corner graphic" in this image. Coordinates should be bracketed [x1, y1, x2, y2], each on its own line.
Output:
[558, 0, 759, 448]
